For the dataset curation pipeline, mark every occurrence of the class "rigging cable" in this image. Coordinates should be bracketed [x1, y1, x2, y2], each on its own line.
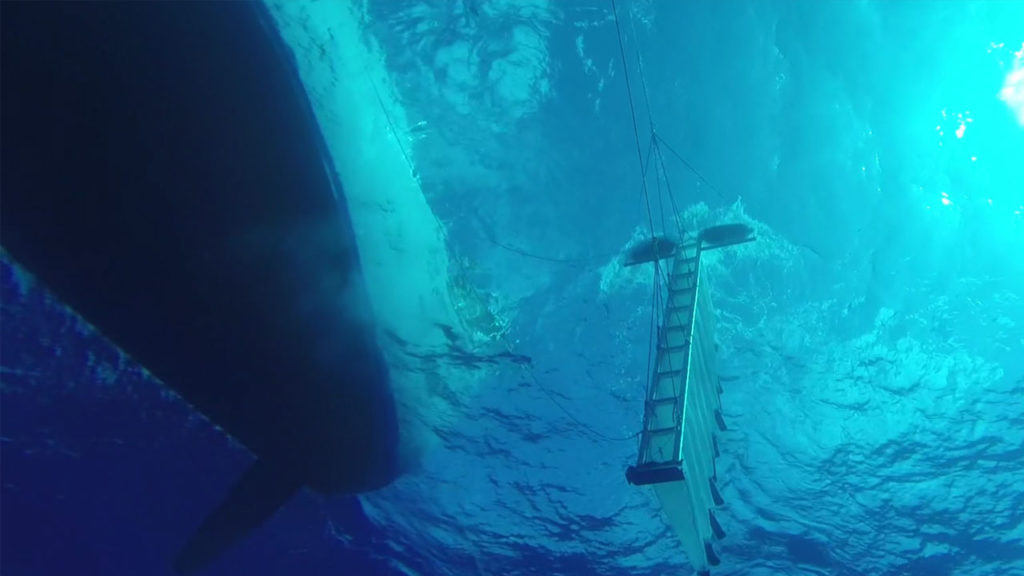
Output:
[656, 133, 728, 203]
[613, 0, 737, 441]
[611, 0, 658, 245]
[611, 0, 666, 429]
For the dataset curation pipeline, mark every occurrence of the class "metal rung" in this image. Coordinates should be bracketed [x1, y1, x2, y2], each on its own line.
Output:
[659, 343, 688, 354]
[674, 256, 698, 267]
[663, 323, 691, 335]
[648, 396, 678, 407]
[665, 314, 690, 326]
[655, 367, 684, 377]
[666, 304, 692, 315]
[671, 266, 695, 276]
[669, 274, 694, 287]
[647, 425, 679, 436]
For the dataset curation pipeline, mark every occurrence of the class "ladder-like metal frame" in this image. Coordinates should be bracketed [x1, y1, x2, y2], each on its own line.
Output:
[626, 240, 723, 485]
[624, 224, 753, 574]
[625, 239, 726, 574]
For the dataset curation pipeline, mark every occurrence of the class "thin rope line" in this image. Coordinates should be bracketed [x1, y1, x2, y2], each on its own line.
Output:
[627, 1, 656, 135]
[611, 0, 656, 241]
[656, 133, 728, 203]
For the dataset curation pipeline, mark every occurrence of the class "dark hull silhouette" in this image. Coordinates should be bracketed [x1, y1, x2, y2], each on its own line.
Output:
[1, 2, 400, 572]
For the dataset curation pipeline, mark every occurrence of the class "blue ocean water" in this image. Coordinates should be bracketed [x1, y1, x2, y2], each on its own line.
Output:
[3, 1, 1023, 576]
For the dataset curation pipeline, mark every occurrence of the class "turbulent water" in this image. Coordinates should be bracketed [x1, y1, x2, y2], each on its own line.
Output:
[3, 1, 1023, 576]
[345, 2, 1024, 575]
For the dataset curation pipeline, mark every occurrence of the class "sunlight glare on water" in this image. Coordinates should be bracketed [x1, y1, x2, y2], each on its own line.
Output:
[997, 42, 1024, 126]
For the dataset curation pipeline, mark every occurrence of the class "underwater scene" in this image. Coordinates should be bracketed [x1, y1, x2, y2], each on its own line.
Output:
[2, 1, 1022, 575]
